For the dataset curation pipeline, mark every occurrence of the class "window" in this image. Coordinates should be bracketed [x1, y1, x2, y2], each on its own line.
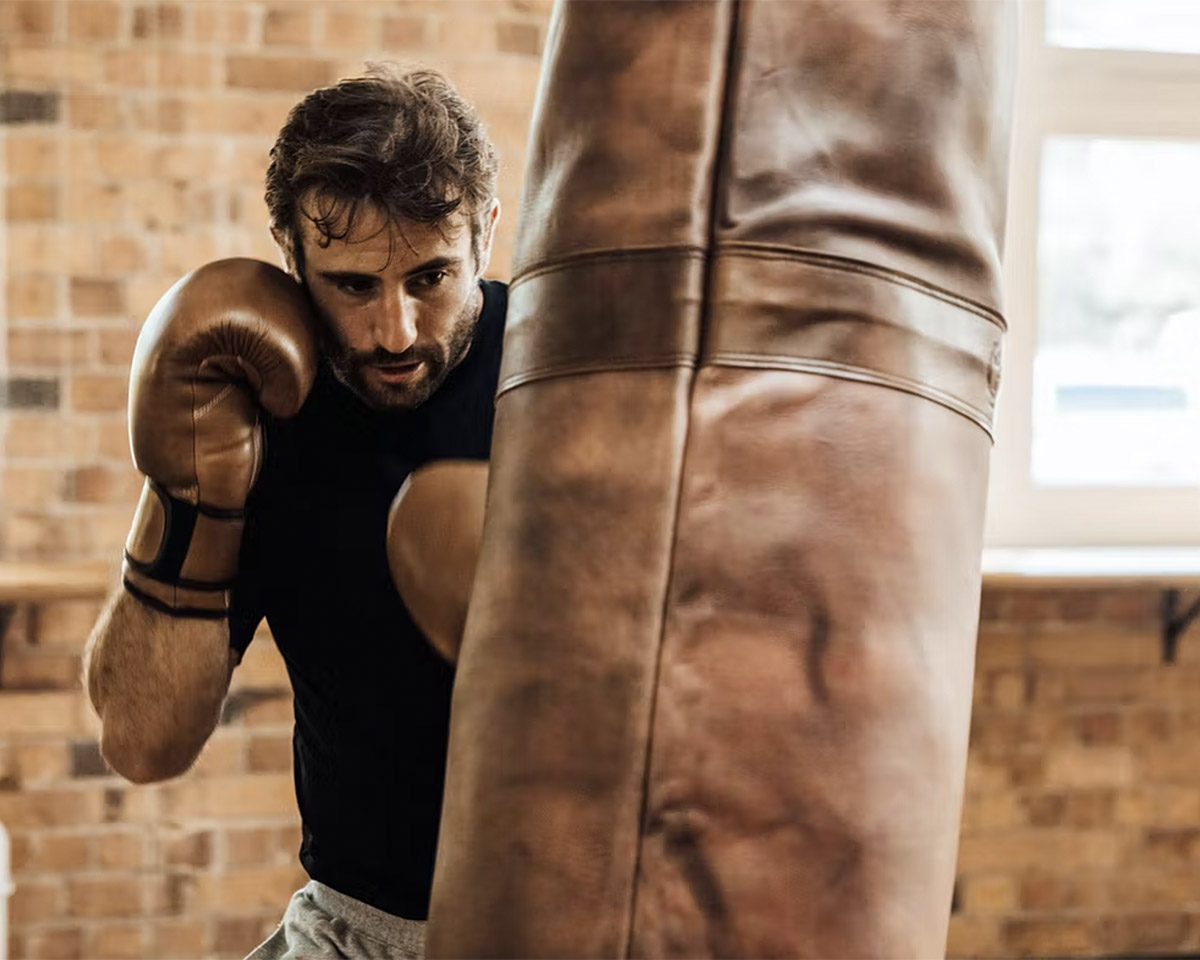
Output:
[984, 0, 1200, 547]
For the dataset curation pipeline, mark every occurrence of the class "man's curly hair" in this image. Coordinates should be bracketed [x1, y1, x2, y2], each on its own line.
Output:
[266, 64, 498, 274]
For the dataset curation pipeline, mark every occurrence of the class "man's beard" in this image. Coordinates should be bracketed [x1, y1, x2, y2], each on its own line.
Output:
[320, 295, 480, 412]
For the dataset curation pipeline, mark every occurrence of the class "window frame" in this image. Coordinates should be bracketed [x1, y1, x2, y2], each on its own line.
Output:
[984, 0, 1200, 548]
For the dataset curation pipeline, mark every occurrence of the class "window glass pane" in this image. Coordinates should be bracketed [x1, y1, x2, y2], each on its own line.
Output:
[1035, 137, 1200, 486]
[1047, 0, 1200, 55]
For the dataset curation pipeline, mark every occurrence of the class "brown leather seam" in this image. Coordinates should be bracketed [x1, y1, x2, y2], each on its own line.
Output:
[496, 353, 698, 397]
[709, 352, 993, 434]
[716, 242, 1006, 330]
[511, 245, 707, 289]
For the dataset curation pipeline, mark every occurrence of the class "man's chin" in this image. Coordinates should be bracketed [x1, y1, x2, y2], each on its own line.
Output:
[335, 365, 436, 412]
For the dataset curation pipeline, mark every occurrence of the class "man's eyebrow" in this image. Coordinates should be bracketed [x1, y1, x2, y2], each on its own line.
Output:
[318, 269, 378, 283]
[406, 256, 461, 277]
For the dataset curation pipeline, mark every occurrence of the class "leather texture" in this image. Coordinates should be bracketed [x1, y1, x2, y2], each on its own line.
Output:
[123, 258, 317, 615]
[429, 1, 1016, 956]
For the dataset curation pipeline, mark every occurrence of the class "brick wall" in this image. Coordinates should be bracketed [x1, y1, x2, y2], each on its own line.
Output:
[6, 3, 1200, 960]
[0, 602, 298, 959]
[952, 587, 1200, 959]
[0, 2, 548, 957]
[1, 0, 548, 565]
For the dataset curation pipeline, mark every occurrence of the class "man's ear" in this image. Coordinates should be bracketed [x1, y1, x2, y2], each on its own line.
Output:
[270, 226, 301, 280]
[474, 200, 501, 278]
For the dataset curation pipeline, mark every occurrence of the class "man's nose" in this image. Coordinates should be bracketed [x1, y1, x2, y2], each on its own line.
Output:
[374, 289, 419, 355]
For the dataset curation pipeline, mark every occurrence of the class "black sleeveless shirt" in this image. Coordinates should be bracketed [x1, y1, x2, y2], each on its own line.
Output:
[229, 279, 506, 919]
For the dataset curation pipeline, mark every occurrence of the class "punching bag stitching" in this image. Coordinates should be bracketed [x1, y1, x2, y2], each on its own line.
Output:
[705, 354, 995, 435]
[622, 1, 743, 954]
[496, 354, 699, 398]
[715, 244, 1006, 329]
[511, 245, 708, 289]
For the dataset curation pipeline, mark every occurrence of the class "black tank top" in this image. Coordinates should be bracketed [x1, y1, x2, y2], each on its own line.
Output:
[230, 279, 507, 918]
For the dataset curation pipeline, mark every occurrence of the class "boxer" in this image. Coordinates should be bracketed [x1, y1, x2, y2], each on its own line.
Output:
[83, 65, 503, 960]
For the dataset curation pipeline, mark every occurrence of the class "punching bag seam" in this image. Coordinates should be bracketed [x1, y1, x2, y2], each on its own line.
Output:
[622, 1, 742, 954]
[496, 355, 699, 398]
[705, 354, 995, 436]
[511, 245, 708, 289]
[715, 244, 1005, 329]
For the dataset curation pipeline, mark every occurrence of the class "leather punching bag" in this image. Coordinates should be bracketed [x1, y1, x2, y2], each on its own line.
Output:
[429, 2, 1016, 956]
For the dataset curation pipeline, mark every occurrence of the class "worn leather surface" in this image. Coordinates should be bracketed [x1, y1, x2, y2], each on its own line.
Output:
[429, 1, 1015, 956]
[124, 258, 317, 612]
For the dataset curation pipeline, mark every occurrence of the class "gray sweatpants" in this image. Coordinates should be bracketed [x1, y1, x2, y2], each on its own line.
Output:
[246, 881, 426, 960]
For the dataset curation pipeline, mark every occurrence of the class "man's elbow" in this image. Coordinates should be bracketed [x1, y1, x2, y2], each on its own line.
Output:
[98, 723, 202, 784]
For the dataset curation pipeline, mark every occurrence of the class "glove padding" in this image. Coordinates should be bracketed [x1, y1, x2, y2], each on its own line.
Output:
[123, 258, 318, 617]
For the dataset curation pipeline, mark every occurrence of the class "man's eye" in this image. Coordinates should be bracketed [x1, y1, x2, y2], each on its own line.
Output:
[415, 270, 446, 288]
[337, 278, 375, 296]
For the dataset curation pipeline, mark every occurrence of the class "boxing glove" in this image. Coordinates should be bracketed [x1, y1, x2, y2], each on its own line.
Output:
[122, 258, 318, 617]
[386, 460, 488, 663]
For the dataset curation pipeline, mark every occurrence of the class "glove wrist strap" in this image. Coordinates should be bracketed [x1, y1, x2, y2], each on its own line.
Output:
[123, 479, 244, 618]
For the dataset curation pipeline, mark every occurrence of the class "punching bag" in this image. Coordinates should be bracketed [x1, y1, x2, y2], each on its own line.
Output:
[429, 1, 1016, 956]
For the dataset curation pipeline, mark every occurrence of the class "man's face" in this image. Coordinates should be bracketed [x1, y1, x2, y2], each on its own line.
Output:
[292, 201, 495, 412]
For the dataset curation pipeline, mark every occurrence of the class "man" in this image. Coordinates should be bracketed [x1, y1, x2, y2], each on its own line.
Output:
[82, 65, 503, 959]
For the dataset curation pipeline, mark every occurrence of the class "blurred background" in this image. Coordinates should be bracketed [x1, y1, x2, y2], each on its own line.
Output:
[3, 0, 1200, 958]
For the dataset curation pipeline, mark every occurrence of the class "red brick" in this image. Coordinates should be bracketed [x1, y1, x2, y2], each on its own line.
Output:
[70, 374, 128, 413]
[1102, 913, 1190, 955]
[66, 92, 125, 131]
[247, 734, 292, 773]
[164, 829, 213, 868]
[68, 0, 122, 39]
[0, 652, 76, 691]
[215, 916, 273, 957]
[226, 55, 335, 91]
[5, 136, 61, 179]
[382, 15, 428, 48]
[497, 19, 541, 55]
[6, 184, 59, 223]
[10, 879, 63, 925]
[94, 831, 145, 870]
[160, 773, 294, 819]
[63, 464, 141, 504]
[224, 826, 274, 867]
[190, 864, 306, 913]
[322, 10, 379, 49]
[69, 277, 126, 317]
[0, 788, 102, 829]
[190, 734, 247, 778]
[1099, 589, 1159, 622]
[2, 1, 59, 36]
[33, 832, 92, 871]
[1044, 746, 1133, 788]
[152, 918, 210, 959]
[946, 916, 1001, 958]
[86, 921, 146, 960]
[14, 743, 71, 785]
[263, 6, 313, 46]
[67, 875, 145, 918]
[1002, 917, 1093, 956]
[132, 3, 185, 41]
[26, 926, 83, 960]
[6, 274, 59, 319]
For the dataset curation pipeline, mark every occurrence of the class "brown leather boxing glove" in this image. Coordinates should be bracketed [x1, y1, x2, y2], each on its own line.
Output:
[122, 258, 318, 618]
[386, 461, 489, 663]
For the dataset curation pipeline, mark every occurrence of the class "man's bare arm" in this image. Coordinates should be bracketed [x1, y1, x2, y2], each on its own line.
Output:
[83, 589, 236, 783]
[387, 461, 488, 664]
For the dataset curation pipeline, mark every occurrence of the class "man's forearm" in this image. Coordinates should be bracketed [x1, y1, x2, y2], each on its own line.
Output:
[83, 589, 235, 783]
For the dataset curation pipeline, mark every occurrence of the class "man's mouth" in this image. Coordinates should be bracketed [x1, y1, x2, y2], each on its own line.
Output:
[372, 361, 425, 384]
